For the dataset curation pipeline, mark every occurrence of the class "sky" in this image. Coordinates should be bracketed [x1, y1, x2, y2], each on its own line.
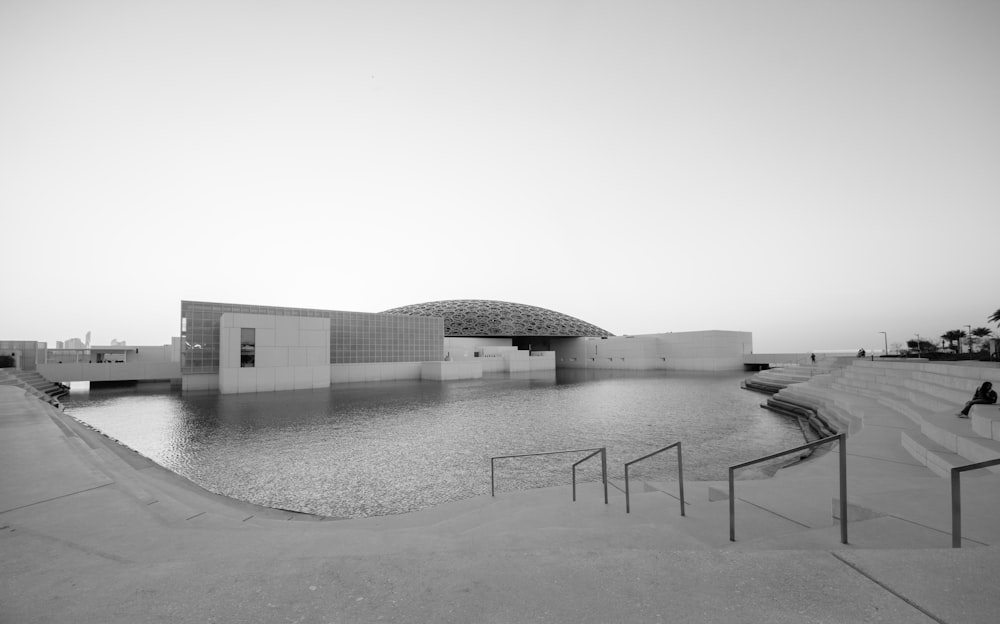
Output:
[2, 0, 998, 354]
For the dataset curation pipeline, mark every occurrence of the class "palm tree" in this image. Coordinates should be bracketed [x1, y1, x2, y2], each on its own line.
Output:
[941, 330, 966, 353]
[991, 308, 1000, 326]
[906, 339, 936, 354]
[972, 327, 993, 352]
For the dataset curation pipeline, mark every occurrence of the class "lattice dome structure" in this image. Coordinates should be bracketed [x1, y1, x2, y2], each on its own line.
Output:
[381, 300, 613, 338]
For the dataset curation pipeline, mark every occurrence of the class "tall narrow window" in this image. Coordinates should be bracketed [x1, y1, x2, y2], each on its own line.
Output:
[240, 328, 255, 367]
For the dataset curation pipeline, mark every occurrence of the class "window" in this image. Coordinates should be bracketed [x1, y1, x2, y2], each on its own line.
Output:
[240, 328, 255, 368]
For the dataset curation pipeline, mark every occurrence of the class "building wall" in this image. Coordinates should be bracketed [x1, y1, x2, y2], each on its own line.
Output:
[443, 337, 512, 360]
[181, 300, 443, 375]
[658, 330, 753, 371]
[218, 313, 330, 394]
[552, 331, 751, 371]
[39, 360, 182, 383]
[0, 340, 43, 371]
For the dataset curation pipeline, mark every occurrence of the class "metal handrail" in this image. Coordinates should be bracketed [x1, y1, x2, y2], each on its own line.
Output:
[728, 433, 847, 543]
[572, 449, 608, 504]
[951, 457, 1000, 548]
[491, 447, 608, 504]
[624, 442, 684, 516]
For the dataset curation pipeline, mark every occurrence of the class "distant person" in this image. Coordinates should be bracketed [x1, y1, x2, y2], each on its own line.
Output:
[958, 382, 997, 418]
[810, 353, 816, 363]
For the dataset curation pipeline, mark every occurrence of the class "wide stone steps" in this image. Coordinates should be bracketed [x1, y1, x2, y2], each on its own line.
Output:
[971, 404, 1000, 442]
[0, 369, 68, 400]
[800, 361, 1000, 477]
[901, 430, 982, 478]
[771, 384, 859, 434]
[831, 372, 958, 414]
[742, 360, 845, 394]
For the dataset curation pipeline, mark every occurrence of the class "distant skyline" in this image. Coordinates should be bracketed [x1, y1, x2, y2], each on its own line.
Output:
[3, 1, 998, 354]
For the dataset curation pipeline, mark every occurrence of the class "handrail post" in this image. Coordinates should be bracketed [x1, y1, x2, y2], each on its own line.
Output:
[602, 447, 608, 505]
[729, 434, 846, 542]
[952, 468, 962, 548]
[838, 433, 848, 544]
[572, 462, 577, 502]
[677, 442, 685, 517]
[623, 441, 684, 515]
[625, 464, 631, 513]
[491, 458, 495, 497]
[728, 467, 736, 541]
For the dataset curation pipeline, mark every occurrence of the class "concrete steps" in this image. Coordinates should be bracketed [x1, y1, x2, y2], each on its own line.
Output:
[808, 360, 1000, 477]
[971, 404, 1000, 441]
[742, 358, 846, 394]
[901, 430, 979, 478]
[0, 369, 68, 402]
[840, 472, 1000, 547]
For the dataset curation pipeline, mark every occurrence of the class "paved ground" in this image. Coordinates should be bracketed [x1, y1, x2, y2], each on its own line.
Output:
[2, 384, 1000, 623]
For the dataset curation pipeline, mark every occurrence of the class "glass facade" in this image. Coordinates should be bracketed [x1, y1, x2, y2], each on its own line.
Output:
[240, 328, 255, 368]
[181, 301, 443, 375]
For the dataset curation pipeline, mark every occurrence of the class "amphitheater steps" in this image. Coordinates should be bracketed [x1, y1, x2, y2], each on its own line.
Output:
[900, 430, 985, 478]
[817, 361, 1000, 477]
[0, 369, 68, 400]
[743, 360, 845, 394]
[971, 405, 1000, 441]
[771, 384, 860, 434]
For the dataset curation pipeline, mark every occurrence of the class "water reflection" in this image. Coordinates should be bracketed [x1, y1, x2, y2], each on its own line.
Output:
[64, 370, 804, 518]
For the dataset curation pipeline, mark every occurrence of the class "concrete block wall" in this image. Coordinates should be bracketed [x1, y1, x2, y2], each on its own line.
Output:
[219, 313, 330, 394]
[443, 337, 511, 360]
[420, 361, 483, 381]
[329, 362, 424, 383]
[552, 331, 750, 371]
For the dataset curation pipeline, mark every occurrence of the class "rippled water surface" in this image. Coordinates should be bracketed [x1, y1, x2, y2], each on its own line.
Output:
[64, 370, 804, 518]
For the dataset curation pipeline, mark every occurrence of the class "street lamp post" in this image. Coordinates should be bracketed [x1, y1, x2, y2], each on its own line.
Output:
[879, 331, 888, 357]
[915, 333, 922, 358]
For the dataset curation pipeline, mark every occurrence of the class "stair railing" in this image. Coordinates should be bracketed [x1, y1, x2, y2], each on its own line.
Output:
[728, 433, 847, 543]
[491, 447, 608, 504]
[951, 457, 1000, 547]
[624, 442, 684, 515]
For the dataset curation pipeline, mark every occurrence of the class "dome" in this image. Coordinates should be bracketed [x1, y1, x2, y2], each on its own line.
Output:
[381, 300, 613, 337]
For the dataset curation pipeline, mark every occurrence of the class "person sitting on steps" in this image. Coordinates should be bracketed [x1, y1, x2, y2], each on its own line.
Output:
[958, 381, 997, 418]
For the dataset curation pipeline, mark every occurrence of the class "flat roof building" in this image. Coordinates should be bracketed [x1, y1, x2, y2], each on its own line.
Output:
[181, 300, 444, 393]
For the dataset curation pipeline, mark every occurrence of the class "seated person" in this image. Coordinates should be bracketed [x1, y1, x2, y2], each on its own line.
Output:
[958, 381, 997, 417]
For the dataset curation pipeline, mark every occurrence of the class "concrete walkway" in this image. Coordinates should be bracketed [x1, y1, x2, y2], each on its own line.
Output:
[2, 385, 999, 623]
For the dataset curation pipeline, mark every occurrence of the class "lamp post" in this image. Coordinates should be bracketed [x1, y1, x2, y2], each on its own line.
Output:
[965, 325, 972, 356]
[915, 333, 922, 358]
[879, 331, 888, 357]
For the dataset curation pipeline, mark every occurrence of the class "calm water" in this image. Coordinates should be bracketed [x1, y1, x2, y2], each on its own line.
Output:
[63, 370, 805, 518]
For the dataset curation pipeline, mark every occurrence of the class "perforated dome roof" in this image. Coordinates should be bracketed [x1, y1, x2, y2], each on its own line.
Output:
[381, 300, 613, 337]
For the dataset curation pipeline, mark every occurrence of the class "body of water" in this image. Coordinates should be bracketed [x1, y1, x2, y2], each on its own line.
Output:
[63, 370, 805, 518]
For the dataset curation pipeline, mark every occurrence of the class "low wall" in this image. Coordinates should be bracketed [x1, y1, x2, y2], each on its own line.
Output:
[182, 373, 219, 392]
[852, 358, 1000, 385]
[184, 354, 550, 391]
[552, 331, 750, 372]
[330, 362, 424, 384]
[420, 361, 483, 381]
[40, 361, 182, 383]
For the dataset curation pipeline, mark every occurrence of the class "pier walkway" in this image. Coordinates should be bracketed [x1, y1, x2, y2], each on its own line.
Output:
[2, 381, 999, 623]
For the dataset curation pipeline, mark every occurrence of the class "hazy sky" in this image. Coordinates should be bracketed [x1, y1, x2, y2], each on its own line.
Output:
[3, 0, 998, 353]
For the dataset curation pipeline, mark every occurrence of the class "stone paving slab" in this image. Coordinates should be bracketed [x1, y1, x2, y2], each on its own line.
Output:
[839, 547, 1000, 624]
[4, 385, 1000, 622]
[0, 390, 112, 513]
[1, 531, 943, 624]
